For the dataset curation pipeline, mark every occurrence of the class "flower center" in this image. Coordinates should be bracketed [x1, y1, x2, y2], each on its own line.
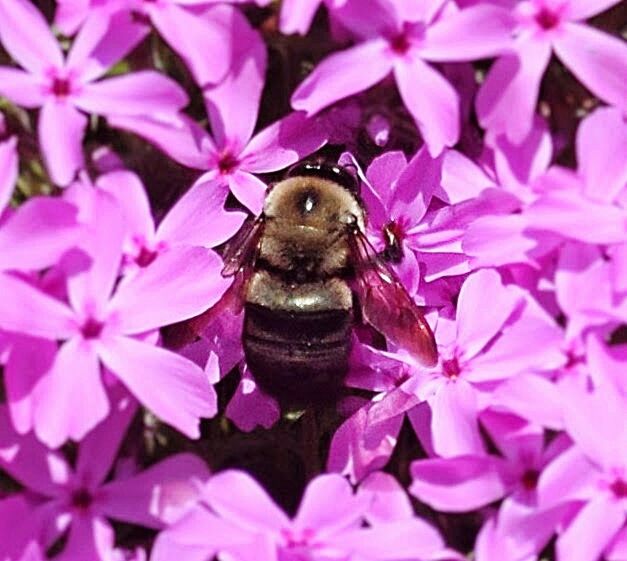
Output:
[390, 33, 411, 54]
[281, 527, 316, 549]
[521, 469, 540, 491]
[535, 7, 559, 30]
[218, 152, 239, 175]
[135, 246, 158, 267]
[81, 317, 104, 339]
[382, 221, 405, 263]
[442, 357, 461, 379]
[52, 77, 72, 98]
[610, 478, 627, 499]
[71, 488, 93, 511]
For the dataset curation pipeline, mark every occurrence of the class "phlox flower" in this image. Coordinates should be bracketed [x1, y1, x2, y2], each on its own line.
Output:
[280, 0, 346, 35]
[328, 269, 565, 481]
[54, 0, 238, 88]
[0, 393, 210, 561]
[538, 383, 627, 561]
[6, 542, 45, 561]
[0, 188, 228, 446]
[0, 0, 187, 185]
[477, 0, 627, 142]
[291, 0, 515, 156]
[108, 7, 327, 214]
[151, 470, 450, 561]
[73, 170, 246, 271]
[411, 411, 570, 561]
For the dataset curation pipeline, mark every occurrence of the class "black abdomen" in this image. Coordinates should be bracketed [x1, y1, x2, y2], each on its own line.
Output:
[243, 303, 352, 405]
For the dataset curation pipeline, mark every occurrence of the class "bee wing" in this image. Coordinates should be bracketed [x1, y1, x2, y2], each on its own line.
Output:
[221, 216, 265, 277]
[349, 228, 438, 367]
[163, 219, 263, 349]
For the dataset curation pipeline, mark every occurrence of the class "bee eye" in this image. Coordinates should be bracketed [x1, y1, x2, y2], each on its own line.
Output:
[287, 162, 359, 194]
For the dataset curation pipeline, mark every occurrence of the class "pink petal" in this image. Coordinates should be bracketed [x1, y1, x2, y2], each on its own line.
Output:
[101, 453, 210, 528]
[203, 469, 290, 532]
[291, 39, 392, 115]
[565, 0, 623, 20]
[96, 170, 155, 243]
[54, 0, 91, 35]
[228, 171, 268, 215]
[109, 247, 229, 334]
[225, 371, 280, 432]
[0, 197, 79, 271]
[526, 188, 627, 245]
[538, 447, 598, 507]
[363, 150, 407, 219]
[429, 381, 484, 457]
[439, 150, 496, 204]
[339, 518, 444, 559]
[493, 374, 564, 430]
[455, 269, 520, 360]
[56, 516, 115, 561]
[149, 3, 230, 87]
[0, 0, 63, 73]
[97, 335, 216, 438]
[0, 404, 68, 496]
[0, 496, 46, 560]
[67, 9, 149, 81]
[394, 57, 459, 157]
[294, 474, 362, 535]
[576, 107, 627, 203]
[157, 180, 246, 248]
[0, 136, 18, 214]
[38, 100, 87, 186]
[606, 526, 627, 561]
[357, 471, 414, 524]
[0, 68, 45, 108]
[240, 112, 328, 174]
[280, 0, 322, 34]
[75, 387, 138, 488]
[554, 22, 627, 111]
[587, 334, 627, 398]
[557, 497, 625, 561]
[562, 384, 627, 470]
[201, 5, 266, 146]
[476, 39, 552, 143]
[4, 335, 57, 435]
[76, 71, 188, 118]
[421, 5, 515, 61]
[107, 114, 214, 170]
[66, 190, 125, 315]
[410, 455, 511, 512]
[0, 273, 76, 339]
[33, 337, 108, 448]
[327, 403, 404, 483]
[392, 146, 441, 225]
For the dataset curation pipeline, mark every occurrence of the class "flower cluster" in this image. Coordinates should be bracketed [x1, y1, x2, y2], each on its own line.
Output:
[0, 0, 625, 560]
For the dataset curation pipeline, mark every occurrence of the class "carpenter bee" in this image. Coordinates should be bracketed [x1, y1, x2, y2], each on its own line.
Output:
[185, 162, 437, 405]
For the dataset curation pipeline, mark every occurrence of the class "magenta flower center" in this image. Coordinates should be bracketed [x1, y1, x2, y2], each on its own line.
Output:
[218, 152, 240, 175]
[521, 469, 540, 491]
[136, 246, 158, 267]
[81, 317, 104, 339]
[382, 221, 405, 263]
[390, 33, 411, 54]
[610, 478, 627, 498]
[281, 527, 316, 549]
[535, 7, 559, 30]
[442, 357, 461, 379]
[70, 487, 93, 511]
[52, 77, 72, 98]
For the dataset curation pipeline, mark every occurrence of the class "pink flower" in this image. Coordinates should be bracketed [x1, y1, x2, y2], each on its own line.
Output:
[0, 188, 228, 445]
[0, 130, 18, 213]
[477, 0, 627, 142]
[280, 0, 346, 35]
[0, 393, 210, 561]
[292, 1, 515, 155]
[538, 383, 627, 561]
[152, 470, 448, 561]
[109, 8, 327, 214]
[0, 0, 187, 185]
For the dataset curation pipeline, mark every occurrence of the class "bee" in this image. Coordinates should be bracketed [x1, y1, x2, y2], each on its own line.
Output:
[185, 162, 437, 405]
